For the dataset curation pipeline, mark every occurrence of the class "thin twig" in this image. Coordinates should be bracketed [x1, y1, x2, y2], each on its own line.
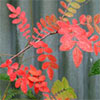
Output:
[10, 32, 57, 60]
[2, 82, 11, 100]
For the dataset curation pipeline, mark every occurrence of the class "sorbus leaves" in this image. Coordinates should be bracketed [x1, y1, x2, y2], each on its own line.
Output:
[7, 3, 16, 13]
[7, 3, 31, 40]
[57, 17, 100, 67]
[0, 61, 50, 94]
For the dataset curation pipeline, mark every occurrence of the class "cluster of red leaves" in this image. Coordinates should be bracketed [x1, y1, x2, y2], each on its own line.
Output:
[7, 3, 59, 42]
[30, 41, 59, 80]
[32, 15, 59, 41]
[57, 14, 100, 67]
[7, 3, 31, 39]
[7, 3, 59, 81]
[0, 60, 50, 94]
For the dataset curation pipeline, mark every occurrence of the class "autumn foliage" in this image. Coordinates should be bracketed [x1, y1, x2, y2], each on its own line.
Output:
[0, 0, 100, 100]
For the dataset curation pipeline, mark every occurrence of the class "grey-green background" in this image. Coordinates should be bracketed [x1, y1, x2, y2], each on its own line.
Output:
[0, 0, 100, 100]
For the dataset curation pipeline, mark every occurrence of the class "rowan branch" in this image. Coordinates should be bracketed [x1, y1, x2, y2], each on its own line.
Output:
[10, 32, 57, 60]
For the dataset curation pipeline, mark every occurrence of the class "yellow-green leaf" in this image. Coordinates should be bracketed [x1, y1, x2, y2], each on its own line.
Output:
[75, 0, 86, 3]
[70, 2, 81, 9]
[65, 0, 71, 2]
[64, 12, 74, 17]
[68, 7, 77, 14]
[62, 77, 70, 89]
[51, 77, 77, 100]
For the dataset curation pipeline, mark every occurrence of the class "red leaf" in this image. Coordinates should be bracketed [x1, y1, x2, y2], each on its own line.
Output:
[58, 8, 65, 15]
[10, 73, 16, 82]
[73, 47, 83, 68]
[89, 35, 99, 41]
[22, 18, 27, 25]
[6, 59, 12, 65]
[48, 55, 57, 62]
[94, 24, 100, 34]
[22, 30, 31, 37]
[15, 78, 21, 88]
[95, 41, 100, 46]
[87, 15, 92, 23]
[72, 19, 78, 24]
[19, 11, 26, 20]
[77, 41, 93, 52]
[46, 27, 55, 32]
[38, 54, 47, 62]
[7, 67, 13, 75]
[60, 41, 75, 51]
[36, 48, 44, 54]
[9, 14, 18, 18]
[37, 22, 42, 31]
[38, 41, 48, 48]
[30, 42, 41, 48]
[94, 14, 100, 24]
[28, 81, 33, 88]
[87, 24, 94, 34]
[50, 62, 59, 69]
[24, 67, 28, 71]
[11, 62, 19, 70]
[21, 82, 27, 94]
[47, 67, 54, 80]
[39, 86, 50, 92]
[16, 6, 21, 15]
[33, 27, 45, 37]
[50, 14, 57, 23]
[43, 93, 49, 98]
[34, 85, 39, 94]
[0, 63, 7, 68]
[29, 70, 42, 77]
[60, 1, 68, 9]
[12, 19, 21, 24]
[38, 75, 46, 82]
[94, 44, 98, 56]
[6, 3, 16, 13]
[79, 14, 86, 25]
[28, 76, 39, 82]
[44, 47, 53, 53]
[20, 24, 30, 32]
[0, 59, 12, 68]
[42, 62, 50, 70]
[40, 18, 47, 28]
[26, 35, 31, 39]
